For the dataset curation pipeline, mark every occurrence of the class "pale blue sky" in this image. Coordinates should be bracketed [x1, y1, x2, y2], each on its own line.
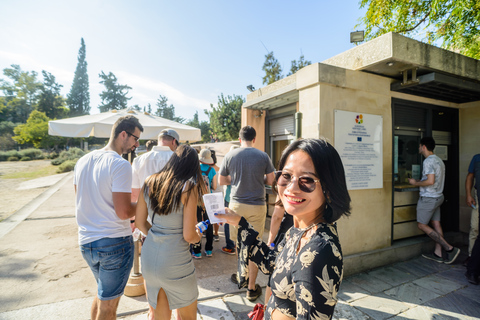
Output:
[0, 0, 366, 121]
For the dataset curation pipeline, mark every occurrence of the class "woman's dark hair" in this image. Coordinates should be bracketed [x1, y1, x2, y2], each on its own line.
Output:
[146, 145, 206, 216]
[274, 138, 351, 223]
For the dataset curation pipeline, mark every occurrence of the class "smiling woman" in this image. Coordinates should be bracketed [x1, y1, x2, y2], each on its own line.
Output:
[216, 138, 351, 320]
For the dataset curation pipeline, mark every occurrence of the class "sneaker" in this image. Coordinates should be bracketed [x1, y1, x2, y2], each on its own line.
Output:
[444, 247, 460, 265]
[192, 253, 202, 259]
[246, 284, 262, 301]
[465, 272, 479, 285]
[422, 252, 444, 263]
[205, 250, 212, 257]
[213, 234, 220, 242]
[230, 273, 239, 284]
[222, 247, 235, 255]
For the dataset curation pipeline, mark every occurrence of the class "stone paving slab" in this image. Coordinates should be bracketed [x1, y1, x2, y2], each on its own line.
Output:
[413, 274, 464, 296]
[333, 301, 373, 319]
[367, 266, 418, 287]
[389, 305, 445, 320]
[425, 291, 480, 319]
[337, 279, 370, 303]
[350, 292, 410, 320]
[384, 282, 440, 305]
[198, 298, 235, 320]
[346, 272, 393, 294]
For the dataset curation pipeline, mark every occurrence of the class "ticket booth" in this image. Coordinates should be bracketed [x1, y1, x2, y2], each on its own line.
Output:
[392, 99, 459, 240]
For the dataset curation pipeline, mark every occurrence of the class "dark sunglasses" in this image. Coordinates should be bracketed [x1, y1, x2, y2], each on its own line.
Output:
[126, 131, 140, 142]
[274, 170, 320, 193]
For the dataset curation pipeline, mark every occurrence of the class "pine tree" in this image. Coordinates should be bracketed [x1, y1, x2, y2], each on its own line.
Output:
[98, 71, 132, 112]
[262, 51, 283, 85]
[67, 38, 90, 116]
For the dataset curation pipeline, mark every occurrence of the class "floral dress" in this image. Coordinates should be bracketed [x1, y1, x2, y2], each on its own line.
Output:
[235, 217, 343, 320]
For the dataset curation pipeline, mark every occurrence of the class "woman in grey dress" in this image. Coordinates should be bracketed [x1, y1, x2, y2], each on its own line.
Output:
[136, 145, 206, 320]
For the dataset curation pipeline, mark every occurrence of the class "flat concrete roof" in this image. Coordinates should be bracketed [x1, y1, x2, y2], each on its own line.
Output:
[323, 32, 480, 83]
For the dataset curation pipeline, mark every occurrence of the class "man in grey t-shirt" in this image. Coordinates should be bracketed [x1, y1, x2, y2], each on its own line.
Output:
[408, 137, 460, 264]
[219, 125, 275, 301]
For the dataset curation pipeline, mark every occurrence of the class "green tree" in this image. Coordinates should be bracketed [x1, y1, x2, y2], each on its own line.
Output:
[287, 54, 312, 76]
[206, 94, 244, 141]
[262, 51, 283, 85]
[37, 71, 68, 119]
[0, 120, 18, 150]
[154, 95, 185, 123]
[186, 111, 211, 142]
[144, 103, 152, 114]
[13, 110, 64, 149]
[359, 0, 480, 59]
[67, 38, 90, 116]
[0, 65, 42, 123]
[98, 71, 132, 112]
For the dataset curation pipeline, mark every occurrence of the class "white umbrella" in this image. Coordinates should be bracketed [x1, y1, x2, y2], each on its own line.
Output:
[48, 109, 201, 142]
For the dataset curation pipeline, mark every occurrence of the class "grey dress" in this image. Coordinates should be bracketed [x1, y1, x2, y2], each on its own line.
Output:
[141, 188, 198, 309]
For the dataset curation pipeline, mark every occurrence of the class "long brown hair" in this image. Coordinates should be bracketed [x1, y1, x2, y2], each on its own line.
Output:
[145, 145, 206, 215]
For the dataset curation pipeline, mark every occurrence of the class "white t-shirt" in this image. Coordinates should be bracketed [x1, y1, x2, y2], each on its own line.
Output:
[420, 154, 445, 198]
[131, 146, 174, 189]
[73, 150, 133, 245]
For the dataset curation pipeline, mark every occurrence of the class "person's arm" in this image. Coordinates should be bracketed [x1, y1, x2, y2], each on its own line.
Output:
[211, 173, 218, 191]
[182, 186, 203, 244]
[131, 188, 141, 202]
[216, 209, 278, 278]
[466, 172, 476, 207]
[112, 192, 137, 220]
[219, 174, 231, 186]
[408, 174, 435, 186]
[135, 188, 151, 235]
[264, 171, 275, 186]
[267, 203, 284, 245]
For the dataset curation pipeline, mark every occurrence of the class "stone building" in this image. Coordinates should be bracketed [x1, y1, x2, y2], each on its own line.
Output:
[242, 32, 480, 274]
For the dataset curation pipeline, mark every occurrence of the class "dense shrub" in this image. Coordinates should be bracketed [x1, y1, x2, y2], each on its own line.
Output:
[56, 159, 78, 173]
[0, 150, 20, 161]
[47, 152, 59, 159]
[7, 156, 19, 161]
[20, 156, 32, 161]
[51, 148, 85, 166]
[19, 148, 44, 160]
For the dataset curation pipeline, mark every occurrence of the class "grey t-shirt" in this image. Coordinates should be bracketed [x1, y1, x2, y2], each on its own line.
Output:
[220, 147, 275, 205]
[420, 154, 445, 198]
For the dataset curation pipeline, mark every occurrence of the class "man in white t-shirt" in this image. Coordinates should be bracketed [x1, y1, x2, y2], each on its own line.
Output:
[408, 137, 460, 264]
[131, 128, 179, 202]
[74, 115, 143, 320]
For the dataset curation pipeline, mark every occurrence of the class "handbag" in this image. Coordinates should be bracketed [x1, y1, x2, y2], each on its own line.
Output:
[248, 303, 265, 320]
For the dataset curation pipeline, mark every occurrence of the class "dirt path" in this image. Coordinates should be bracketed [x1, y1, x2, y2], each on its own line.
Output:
[0, 160, 53, 222]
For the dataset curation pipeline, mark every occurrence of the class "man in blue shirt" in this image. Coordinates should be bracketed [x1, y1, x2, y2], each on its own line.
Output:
[466, 154, 480, 284]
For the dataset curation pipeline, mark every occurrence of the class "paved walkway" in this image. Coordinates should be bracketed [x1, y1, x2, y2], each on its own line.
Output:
[0, 173, 479, 319]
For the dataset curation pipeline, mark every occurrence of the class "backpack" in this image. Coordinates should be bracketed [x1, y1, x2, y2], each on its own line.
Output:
[201, 166, 212, 193]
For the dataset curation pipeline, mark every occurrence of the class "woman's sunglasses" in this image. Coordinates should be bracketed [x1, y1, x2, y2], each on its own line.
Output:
[274, 171, 320, 193]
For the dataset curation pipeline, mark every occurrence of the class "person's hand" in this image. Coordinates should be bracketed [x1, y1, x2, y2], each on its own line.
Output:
[214, 207, 242, 226]
[408, 178, 416, 186]
[467, 194, 476, 207]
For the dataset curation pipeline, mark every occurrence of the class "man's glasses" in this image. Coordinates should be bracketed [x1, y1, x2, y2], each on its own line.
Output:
[126, 131, 140, 142]
[274, 170, 320, 193]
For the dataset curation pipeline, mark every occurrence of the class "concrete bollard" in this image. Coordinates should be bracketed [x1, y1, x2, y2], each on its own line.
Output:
[124, 238, 146, 297]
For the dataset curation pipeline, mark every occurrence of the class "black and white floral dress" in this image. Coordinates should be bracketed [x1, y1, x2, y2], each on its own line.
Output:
[235, 217, 343, 320]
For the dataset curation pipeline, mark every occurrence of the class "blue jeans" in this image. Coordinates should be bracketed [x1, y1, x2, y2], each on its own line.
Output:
[224, 200, 235, 249]
[80, 236, 134, 300]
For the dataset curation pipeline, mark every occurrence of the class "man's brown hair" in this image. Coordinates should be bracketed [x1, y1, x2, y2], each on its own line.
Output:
[111, 115, 144, 140]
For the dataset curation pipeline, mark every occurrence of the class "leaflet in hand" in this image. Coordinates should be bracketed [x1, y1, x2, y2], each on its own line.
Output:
[202, 192, 224, 224]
